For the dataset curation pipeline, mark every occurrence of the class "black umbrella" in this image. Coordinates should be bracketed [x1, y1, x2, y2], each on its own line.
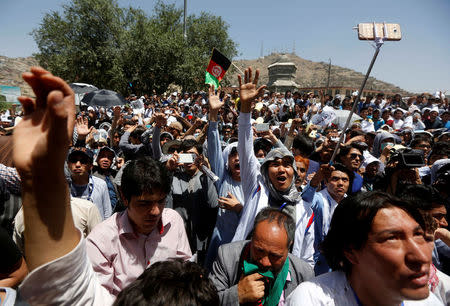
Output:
[69, 83, 98, 94]
[81, 89, 126, 107]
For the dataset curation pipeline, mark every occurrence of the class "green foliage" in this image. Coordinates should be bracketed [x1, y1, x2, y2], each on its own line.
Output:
[32, 0, 238, 95]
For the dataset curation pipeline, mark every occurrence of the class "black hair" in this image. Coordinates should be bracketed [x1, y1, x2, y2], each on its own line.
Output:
[400, 185, 446, 211]
[130, 126, 146, 140]
[328, 162, 354, 191]
[121, 157, 172, 202]
[322, 191, 425, 273]
[336, 143, 365, 170]
[292, 134, 314, 157]
[430, 142, 450, 158]
[253, 138, 272, 156]
[411, 136, 432, 148]
[180, 139, 203, 155]
[253, 207, 295, 247]
[114, 260, 219, 306]
[229, 146, 238, 157]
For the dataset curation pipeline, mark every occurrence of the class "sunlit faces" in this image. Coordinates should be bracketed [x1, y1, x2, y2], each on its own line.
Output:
[97, 150, 114, 170]
[341, 148, 364, 172]
[267, 157, 295, 192]
[326, 170, 350, 201]
[182, 146, 199, 175]
[430, 205, 448, 228]
[347, 207, 431, 302]
[295, 160, 307, 189]
[228, 151, 240, 181]
[250, 220, 289, 273]
[68, 152, 93, 178]
[365, 162, 380, 178]
[125, 190, 167, 235]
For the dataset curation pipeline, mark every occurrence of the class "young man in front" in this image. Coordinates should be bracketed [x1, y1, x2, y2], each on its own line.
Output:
[86, 157, 192, 297]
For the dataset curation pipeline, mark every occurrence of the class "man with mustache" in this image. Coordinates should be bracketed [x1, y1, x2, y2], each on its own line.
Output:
[209, 207, 313, 305]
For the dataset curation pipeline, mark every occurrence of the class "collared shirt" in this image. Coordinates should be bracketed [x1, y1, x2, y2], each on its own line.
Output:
[70, 175, 112, 220]
[86, 208, 192, 296]
[278, 272, 291, 306]
[286, 271, 442, 305]
[20, 231, 115, 306]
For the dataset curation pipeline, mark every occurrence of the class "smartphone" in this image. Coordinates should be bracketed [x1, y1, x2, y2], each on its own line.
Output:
[178, 153, 196, 164]
[357, 23, 401, 41]
[255, 123, 270, 132]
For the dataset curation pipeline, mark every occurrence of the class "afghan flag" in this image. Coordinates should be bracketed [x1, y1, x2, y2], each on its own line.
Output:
[205, 48, 231, 88]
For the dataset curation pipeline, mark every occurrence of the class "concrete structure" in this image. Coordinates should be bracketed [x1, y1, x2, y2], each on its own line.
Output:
[267, 54, 299, 93]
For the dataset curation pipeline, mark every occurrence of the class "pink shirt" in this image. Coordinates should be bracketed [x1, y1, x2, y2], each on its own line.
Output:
[86, 208, 192, 296]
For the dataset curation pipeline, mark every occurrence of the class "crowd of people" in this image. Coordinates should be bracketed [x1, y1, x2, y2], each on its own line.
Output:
[0, 66, 449, 305]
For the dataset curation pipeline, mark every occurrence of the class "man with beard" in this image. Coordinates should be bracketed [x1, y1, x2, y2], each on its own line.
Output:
[209, 208, 314, 305]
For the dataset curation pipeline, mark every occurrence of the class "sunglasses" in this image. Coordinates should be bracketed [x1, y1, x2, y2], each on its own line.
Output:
[68, 156, 91, 164]
[349, 153, 364, 160]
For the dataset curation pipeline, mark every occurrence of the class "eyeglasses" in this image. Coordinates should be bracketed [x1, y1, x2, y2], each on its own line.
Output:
[349, 153, 364, 160]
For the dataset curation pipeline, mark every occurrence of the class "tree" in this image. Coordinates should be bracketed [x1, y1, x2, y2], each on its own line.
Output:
[32, 0, 238, 95]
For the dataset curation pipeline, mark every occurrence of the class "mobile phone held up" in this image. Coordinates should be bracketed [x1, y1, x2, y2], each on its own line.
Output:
[178, 153, 196, 164]
[255, 123, 270, 132]
[357, 23, 401, 41]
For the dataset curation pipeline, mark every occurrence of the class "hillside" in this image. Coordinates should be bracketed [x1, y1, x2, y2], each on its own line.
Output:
[0, 56, 39, 97]
[0, 53, 411, 96]
[225, 52, 411, 95]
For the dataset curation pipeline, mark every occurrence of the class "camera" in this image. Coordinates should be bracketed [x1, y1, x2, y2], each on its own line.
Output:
[389, 148, 425, 168]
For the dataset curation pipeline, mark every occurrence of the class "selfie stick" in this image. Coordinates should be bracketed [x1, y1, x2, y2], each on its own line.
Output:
[329, 22, 389, 165]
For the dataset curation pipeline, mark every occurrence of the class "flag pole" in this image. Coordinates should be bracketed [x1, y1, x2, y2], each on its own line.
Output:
[231, 62, 245, 75]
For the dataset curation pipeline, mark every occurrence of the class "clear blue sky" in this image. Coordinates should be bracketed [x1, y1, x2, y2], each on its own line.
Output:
[1, 0, 449, 93]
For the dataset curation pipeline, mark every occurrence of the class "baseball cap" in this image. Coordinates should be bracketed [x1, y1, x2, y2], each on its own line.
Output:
[68, 147, 94, 162]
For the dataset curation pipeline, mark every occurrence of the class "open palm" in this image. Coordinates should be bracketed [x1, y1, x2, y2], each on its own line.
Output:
[208, 85, 224, 112]
[238, 67, 266, 111]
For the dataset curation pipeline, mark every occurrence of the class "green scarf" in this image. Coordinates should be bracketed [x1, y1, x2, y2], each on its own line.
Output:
[242, 258, 290, 306]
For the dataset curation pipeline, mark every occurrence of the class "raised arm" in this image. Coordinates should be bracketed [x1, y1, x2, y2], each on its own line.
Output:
[14, 67, 78, 270]
[237, 68, 266, 200]
[207, 85, 225, 187]
[151, 113, 166, 161]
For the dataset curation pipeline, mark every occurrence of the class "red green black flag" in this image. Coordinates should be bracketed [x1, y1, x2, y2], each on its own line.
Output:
[205, 48, 231, 88]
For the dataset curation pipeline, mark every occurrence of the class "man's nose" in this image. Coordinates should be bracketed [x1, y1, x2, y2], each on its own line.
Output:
[405, 238, 430, 270]
[258, 256, 271, 269]
[149, 204, 162, 216]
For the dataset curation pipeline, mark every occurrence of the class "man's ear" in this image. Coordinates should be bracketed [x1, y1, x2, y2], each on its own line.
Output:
[118, 188, 128, 207]
[343, 248, 359, 266]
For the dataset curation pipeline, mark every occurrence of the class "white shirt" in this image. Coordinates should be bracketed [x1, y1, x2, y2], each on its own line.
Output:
[286, 271, 442, 306]
[13, 197, 102, 252]
[19, 231, 115, 305]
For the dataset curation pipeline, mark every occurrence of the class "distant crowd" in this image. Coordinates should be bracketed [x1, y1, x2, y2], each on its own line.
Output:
[0, 66, 449, 305]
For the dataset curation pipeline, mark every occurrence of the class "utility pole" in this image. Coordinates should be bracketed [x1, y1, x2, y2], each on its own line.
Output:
[260, 41, 264, 58]
[326, 58, 331, 92]
[183, 0, 187, 40]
